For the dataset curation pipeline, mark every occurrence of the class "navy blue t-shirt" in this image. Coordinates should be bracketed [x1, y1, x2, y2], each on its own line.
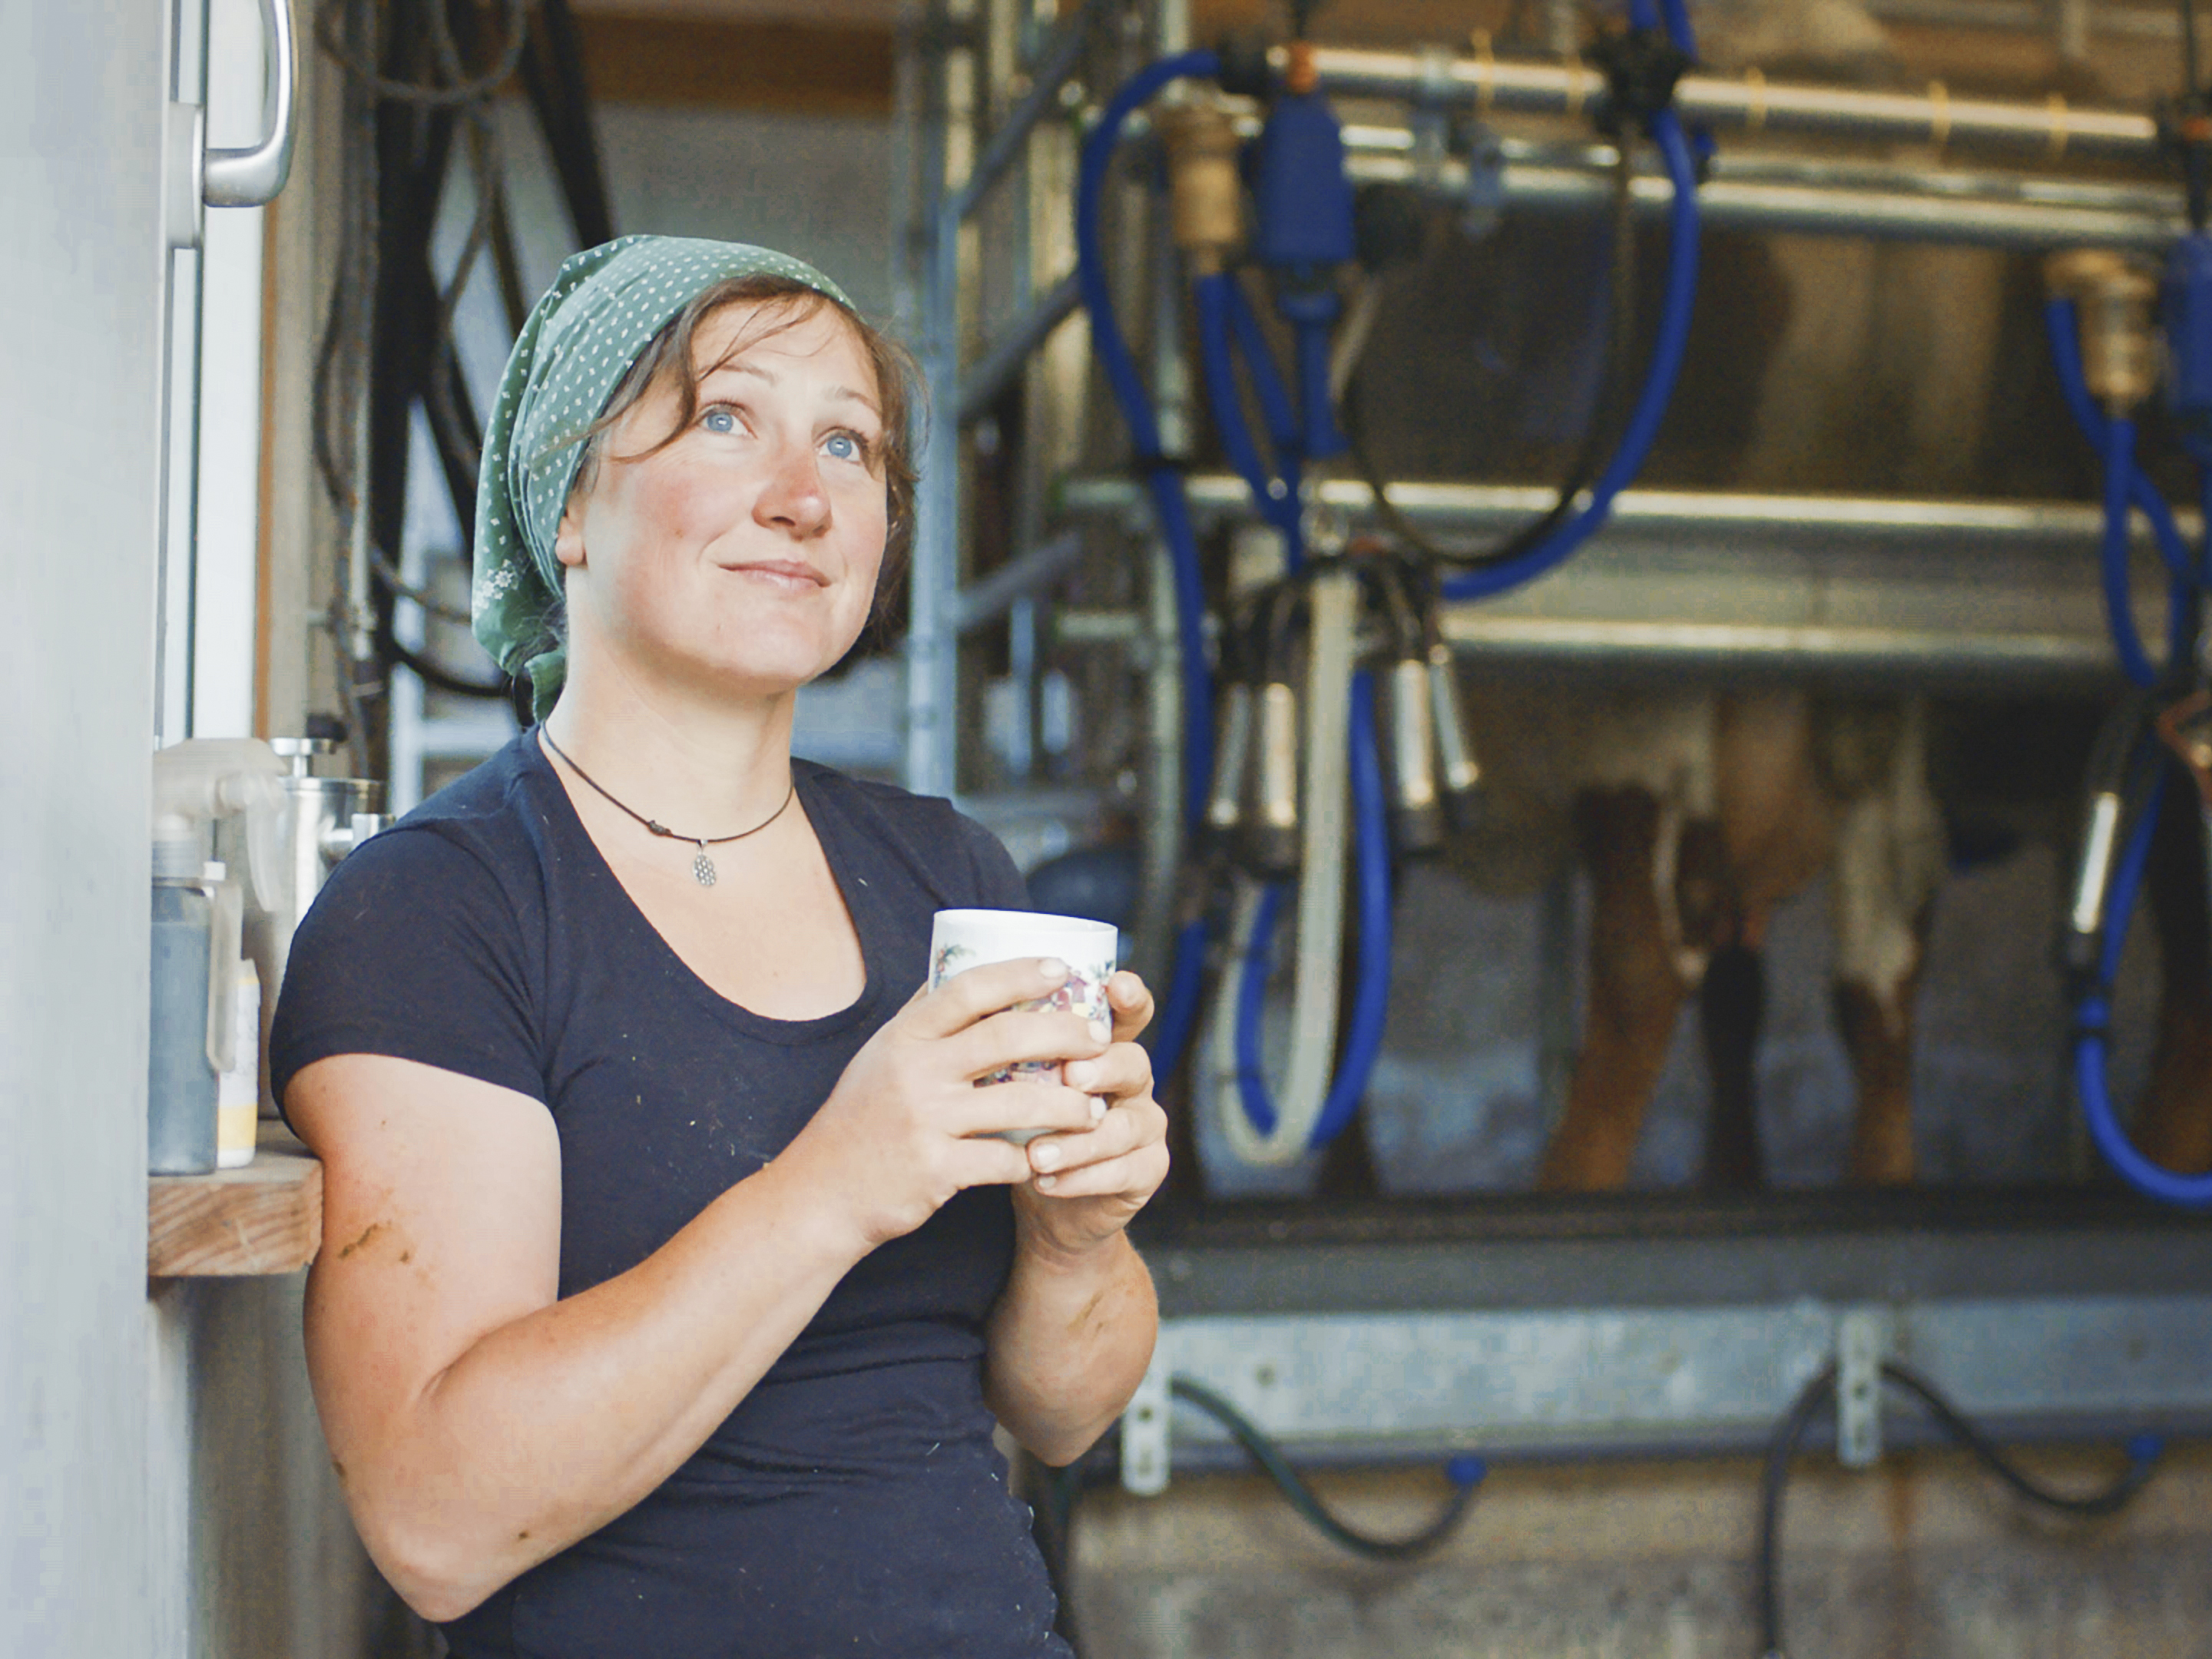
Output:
[272, 732, 1071, 1659]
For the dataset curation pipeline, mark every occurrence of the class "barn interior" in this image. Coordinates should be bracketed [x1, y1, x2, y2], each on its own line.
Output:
[9, 0, 2212, 1653]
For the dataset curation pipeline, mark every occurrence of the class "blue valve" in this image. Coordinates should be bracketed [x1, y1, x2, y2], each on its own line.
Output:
[1251, 88, 1355, 462]
[1250, 91, 1356, 272]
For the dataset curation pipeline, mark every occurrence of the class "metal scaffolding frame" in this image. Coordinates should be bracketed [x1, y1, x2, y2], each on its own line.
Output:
[900, 12, 2184, 798]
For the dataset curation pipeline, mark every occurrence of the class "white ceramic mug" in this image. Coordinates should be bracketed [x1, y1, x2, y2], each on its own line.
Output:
[928, 909, 1118, 1144]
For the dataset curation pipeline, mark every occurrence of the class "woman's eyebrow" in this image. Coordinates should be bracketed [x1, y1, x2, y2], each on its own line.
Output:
[700, 359, 774, 387]
[697, 362, 877, 419]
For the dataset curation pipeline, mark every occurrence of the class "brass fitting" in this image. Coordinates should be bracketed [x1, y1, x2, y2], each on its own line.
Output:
[1159, 103, 1243, 276]
[2045, 249, 2161, 413]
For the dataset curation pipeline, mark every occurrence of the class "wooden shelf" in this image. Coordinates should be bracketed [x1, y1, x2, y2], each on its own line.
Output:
[148, 1125, 323, 1278]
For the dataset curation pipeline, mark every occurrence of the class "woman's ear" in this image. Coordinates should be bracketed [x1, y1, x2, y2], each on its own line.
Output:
[554, 498, 587, 570]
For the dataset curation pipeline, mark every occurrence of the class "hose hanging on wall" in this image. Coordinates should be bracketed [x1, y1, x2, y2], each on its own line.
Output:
[1170, 1375, 1487, 1562]
[1757, 1362, 2163, 1658]
[313, 0, 617, 740]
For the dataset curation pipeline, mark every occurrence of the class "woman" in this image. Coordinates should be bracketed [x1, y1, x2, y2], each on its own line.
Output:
[274, 237, 1167, 1657]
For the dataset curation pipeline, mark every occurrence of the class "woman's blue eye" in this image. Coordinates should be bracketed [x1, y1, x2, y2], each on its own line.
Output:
[824, 432, 861, 462]
[702, 408, 737, 434]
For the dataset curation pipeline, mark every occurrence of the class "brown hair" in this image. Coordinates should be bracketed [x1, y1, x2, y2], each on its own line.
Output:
[566, 273, 922, 581]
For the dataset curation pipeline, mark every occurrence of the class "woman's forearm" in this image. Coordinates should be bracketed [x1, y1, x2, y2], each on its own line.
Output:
[317, 1147, 870, 1622]
[982, 1225, 1158, 1465]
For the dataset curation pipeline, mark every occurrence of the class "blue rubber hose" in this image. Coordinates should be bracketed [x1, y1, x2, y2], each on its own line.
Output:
[1290, 306, 1349, 462]
[1194, 271, 1302, 546]
[1076, 48, 1223, 829]
[1147, 916, 1210, 1088]
[1441, 107, 1703, 601]
[1075, 52, 1221, 1088]
[2045, 298, 2198, 586]
[2073, 765, 2212, 1207]
[1233, 882, 1291, 1134]
[1231, 672, 1395, 1146]
[2100, 415, 2160, 688]
[1658, 0, 1697, 51]
[1224, 274, 1303, 475]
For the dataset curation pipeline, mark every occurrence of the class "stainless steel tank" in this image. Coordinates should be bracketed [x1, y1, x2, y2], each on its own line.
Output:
[217, 737, 389, 1114]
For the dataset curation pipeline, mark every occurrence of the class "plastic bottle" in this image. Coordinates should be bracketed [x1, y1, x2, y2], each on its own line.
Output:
[217, 959, 260, 1168]
[149, 839, 219, 1175]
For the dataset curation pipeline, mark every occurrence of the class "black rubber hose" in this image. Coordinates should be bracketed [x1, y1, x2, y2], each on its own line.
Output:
[1877, 1363, 2164, 1519]
[1167, 1376, 1486, 1564]
[1756, 1363, 2163, 1659]
[1756, 1364, 1835, 1659]
[1346, 137, 1640, 571]
[378, 626, 513, 700]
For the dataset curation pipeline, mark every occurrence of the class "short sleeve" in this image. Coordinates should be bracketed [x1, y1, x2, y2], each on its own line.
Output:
[270, 823, 546, 1121]
[952, 813, 1030, 912]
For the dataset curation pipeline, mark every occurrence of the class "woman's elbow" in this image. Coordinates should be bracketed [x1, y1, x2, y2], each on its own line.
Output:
[354, 1502, 519, 1626]
[1005, 1409, 1117, 1469]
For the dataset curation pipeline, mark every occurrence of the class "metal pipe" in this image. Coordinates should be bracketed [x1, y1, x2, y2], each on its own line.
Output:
[953, 528, 1086, 631]
[906, 0, 968, 798]
[1345, 151, 2187, 252]
[1059, 473, 2204, 550]
[1868, 0, 2184, 43]
[948, 0, 1096, 222]
[1341, 126, 2184, 211]
[1433, 614, 2124, 683]
[1297, 42, 2163, 163]
[956, 269, 1083, 424]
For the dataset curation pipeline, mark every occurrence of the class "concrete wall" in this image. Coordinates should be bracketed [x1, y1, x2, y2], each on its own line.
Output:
[0, 5, 167, 1654]
[1071, 1448, 2212, 1657]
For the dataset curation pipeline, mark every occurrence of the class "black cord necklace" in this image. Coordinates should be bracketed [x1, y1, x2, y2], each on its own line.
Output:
[538, 727, 795, 888]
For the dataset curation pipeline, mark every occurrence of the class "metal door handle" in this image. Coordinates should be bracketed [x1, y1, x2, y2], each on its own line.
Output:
[169, 0, 298, 244]
[203, 0, 298, 208]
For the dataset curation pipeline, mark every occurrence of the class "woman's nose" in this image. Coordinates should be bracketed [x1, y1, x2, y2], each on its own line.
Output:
[753, 439, 832, 537]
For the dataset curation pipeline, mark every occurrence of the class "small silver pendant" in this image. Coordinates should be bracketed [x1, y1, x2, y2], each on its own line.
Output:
[693, 849, 717, 886]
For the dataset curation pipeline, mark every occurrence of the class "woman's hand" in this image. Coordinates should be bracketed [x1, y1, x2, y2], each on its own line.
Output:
[786, 958, 1111, 1252]
[1008, 970, 1170, 1262]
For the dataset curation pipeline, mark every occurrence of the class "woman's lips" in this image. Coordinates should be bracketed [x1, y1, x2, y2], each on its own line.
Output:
[721, 559, 829, 588]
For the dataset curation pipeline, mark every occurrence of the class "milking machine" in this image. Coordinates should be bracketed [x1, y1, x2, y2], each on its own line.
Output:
[1075, 0, 1704, 1162]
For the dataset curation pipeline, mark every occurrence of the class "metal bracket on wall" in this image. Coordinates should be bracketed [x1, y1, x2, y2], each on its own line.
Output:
[1119, 1289, 2212, 1483]
[1122, 1356, 1173, 1495]
[1835, 1304, 1894, 1469]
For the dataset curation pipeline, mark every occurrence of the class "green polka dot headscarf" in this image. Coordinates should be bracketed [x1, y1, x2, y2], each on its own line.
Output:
[472, 236, 854, 717]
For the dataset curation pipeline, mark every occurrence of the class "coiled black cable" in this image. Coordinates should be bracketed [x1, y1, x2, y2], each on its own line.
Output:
[1756, 1362, 2164, 1658]
[1168, 1375, 1487, 1563]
